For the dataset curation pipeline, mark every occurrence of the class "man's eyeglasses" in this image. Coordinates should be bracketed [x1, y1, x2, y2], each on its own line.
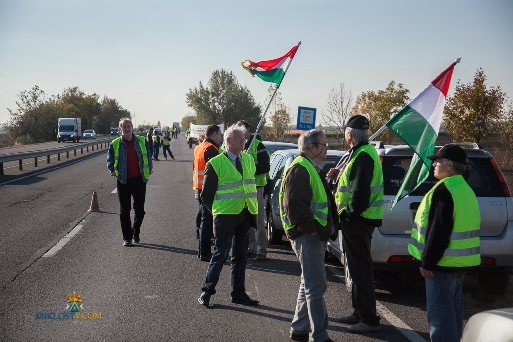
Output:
[314, 142, 329, 149]
[231, 137, 246, 142]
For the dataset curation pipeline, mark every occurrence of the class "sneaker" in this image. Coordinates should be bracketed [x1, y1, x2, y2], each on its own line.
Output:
[255, 254, 267, 261]
[348, 322, 381, 333]
[123, 240, 132, 246]
[165, 157, 167, 160]
[133, 236, 140, 243]
[339, 314, 360, 324]
[290, 332, 309, 341]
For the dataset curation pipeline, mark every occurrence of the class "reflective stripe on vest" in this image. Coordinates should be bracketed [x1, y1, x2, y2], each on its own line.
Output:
[112, 136, 150, 180]
[248, 137, 269, 187]
[408, 175, 481, 267]
[335, 144, 383, 220]
[193, 141, 218, 189]
[278, 156, 328, 230]
[162, 137, 170, 145]
[209, 152, 258, 215]
[152, 135, 158, 142]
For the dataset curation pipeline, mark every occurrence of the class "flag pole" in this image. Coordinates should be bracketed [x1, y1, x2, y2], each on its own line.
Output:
[246, 41, 301, 152]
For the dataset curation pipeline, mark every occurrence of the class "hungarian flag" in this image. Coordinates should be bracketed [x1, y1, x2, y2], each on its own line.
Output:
[241, 44, 300, 86]
[386, 59, 460, 207]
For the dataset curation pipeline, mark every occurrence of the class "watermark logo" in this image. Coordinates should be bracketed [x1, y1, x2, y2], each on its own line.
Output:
[35, 292, 103, 320]
[66, 292, 83, 313]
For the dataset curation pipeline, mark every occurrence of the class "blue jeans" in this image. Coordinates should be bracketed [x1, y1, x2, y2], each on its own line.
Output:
[198, 199, 213, 259]
[201, 212, 251, 297]
[290, 234, 329, 342]
[425, 270, 466, 342]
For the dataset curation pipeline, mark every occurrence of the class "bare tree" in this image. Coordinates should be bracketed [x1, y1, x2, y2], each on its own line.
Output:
[321, 83, 354, 148]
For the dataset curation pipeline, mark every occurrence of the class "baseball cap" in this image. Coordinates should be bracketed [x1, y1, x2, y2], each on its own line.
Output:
[427, 145, 468, 165]
[343, 115, 370, 130]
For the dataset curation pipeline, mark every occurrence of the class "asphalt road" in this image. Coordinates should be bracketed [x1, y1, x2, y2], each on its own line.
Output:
[0, 134, 437, 341]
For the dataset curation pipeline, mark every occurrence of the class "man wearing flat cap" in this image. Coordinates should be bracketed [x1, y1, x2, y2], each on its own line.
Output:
[327, 115, 383, 333]
[409, 144, 480, 342]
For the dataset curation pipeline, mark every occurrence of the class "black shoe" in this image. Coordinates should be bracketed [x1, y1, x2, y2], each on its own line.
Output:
[133, 235, 140, 243]
[200, 257, 211, 262]
[290, 332, 309, 341]
[231, 293, 259, 306]
[247, 252, 257, 258]
[339, 314, 360, 324]
[198, 292, 210, 307]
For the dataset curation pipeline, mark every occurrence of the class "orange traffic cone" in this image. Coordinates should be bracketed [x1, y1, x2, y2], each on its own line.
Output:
[88, 190, 101, 212]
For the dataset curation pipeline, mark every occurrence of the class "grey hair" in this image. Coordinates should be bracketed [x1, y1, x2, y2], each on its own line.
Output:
[224, 124, 246, 141]
[298, 129, 325, 152]
[346, 127, 369, 143]
[452, 161, 467, 175]
[119, 117, 132, 127]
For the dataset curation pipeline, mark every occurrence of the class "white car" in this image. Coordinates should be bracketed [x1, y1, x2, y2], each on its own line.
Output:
[83, 129, 96, 139]
[153, 126, 162, 136]
[462, 308, 513, 342]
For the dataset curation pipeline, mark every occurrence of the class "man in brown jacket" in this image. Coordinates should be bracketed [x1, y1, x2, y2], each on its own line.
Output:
[280, 129, 338, 342]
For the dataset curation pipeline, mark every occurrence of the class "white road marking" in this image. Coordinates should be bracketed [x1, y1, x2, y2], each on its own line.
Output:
[326, 265, 427, 342]
[376, 301, 427, 342]
[111, 188, 117, 193]
[43, 224, 84, 257]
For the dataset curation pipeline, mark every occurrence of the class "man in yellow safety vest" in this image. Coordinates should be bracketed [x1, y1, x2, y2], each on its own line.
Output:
[197, 125, 259, 308]
[279, 129, 338, 342]
[409, 145, 480, 342]
[328, 115, 383, 333]
[107, 118, 153, 246]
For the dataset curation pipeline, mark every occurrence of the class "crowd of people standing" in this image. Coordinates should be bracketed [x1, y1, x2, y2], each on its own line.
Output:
[107, 117, 480, 342]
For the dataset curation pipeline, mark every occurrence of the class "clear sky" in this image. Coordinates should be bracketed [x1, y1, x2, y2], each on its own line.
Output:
[1, 0, 512, 129]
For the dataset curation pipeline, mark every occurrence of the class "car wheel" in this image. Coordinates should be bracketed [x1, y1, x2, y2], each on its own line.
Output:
[266, 207, 282, 245]
[478, 272, 510, 295]
[343, 251, 353, 292]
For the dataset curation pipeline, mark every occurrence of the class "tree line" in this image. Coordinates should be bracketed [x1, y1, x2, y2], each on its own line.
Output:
[184, 68, 512, 151]
[321, 68, 512, 151]
[2, 86, 130, 145]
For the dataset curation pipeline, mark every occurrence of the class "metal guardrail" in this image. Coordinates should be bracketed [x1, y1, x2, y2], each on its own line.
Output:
[0, 138, 114, 175]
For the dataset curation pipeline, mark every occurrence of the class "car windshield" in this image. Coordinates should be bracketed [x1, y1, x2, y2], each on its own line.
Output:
[59, 125, 74, 132]
[382, 156, 506, 197]
[84, 130, 93, 133]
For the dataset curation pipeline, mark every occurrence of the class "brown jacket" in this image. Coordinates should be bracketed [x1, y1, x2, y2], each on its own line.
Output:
[281, 155, 338, 240]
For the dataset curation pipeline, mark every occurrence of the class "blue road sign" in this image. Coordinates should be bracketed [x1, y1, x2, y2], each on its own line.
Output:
[296, 106, 316, 130]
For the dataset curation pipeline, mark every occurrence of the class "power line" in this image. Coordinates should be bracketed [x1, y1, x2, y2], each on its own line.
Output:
[0, 75, 30, 89]
[0, 86, 17, 95]
[0, 82, 21, 92]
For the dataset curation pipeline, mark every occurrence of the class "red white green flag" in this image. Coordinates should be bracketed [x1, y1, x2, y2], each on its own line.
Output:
[241, 44, 300, 86]
[386, 59, 460, 207]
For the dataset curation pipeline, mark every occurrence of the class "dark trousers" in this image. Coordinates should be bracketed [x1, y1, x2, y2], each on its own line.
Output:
[198, 198, 213, 259]
[201, 209, 251, 297]
[148, 143, 153, 159]
[153, 144, 160, 159]
[195, 205, 201, 239]
[162, 145, 174, 159]
[341, 220, 380, 326]
[117, 177, 147, 241]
